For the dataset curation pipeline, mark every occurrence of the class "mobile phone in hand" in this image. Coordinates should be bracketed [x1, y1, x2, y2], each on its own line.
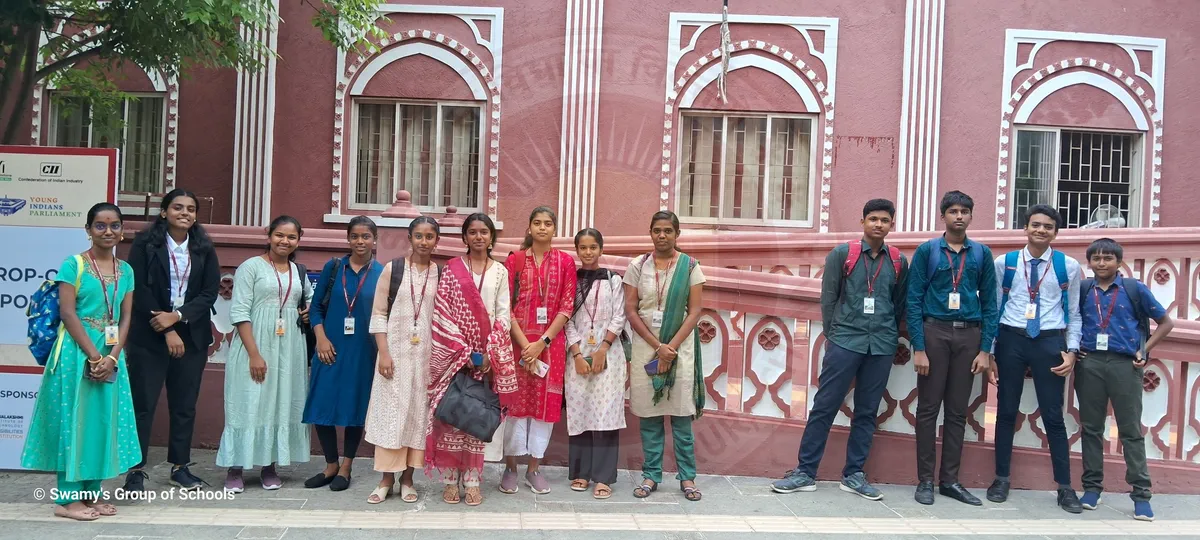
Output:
[644, 357, 659, 375]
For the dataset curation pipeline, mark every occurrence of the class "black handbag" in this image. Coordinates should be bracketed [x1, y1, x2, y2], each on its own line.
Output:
[434, 369, 502, 442]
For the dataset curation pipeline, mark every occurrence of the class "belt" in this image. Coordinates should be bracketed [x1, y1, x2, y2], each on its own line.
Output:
[1000, 325, 1064, 338]
[924, 317, 980, 329]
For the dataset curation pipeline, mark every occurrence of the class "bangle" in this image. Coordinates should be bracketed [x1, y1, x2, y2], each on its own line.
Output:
[87, 356, 104, 364]
[104, 355, 117, 364]
[603, 339, 614, 346]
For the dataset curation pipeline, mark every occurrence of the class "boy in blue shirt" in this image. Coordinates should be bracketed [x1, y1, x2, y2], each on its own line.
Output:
[1075, 238, 1173, 522]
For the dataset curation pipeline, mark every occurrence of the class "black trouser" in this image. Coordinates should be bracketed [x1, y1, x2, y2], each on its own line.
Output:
[993, 325, 1072, 486]
[796, 343, 892, 478]
[915, 319, 981, 485]
[126, 338, 208, 468]
[569, 430, 620, 485]
[314, 425, 365, 464]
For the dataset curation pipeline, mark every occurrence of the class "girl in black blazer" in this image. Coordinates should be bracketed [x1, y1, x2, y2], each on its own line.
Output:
[122, 189, 221, 492]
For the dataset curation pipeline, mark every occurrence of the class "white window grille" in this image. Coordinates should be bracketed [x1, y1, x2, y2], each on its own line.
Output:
[1013, 128, 1142, 228]
[49, 94, 165, 193]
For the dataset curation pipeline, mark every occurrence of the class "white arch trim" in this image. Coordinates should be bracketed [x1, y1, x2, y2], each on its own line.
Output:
[349, 42, 487, 99]
[680, 55, 820, 112]
[1014, 71, 1148, 131]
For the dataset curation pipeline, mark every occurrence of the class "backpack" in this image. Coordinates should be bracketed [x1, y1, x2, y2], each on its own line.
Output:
[27, 255, 84, 366]
[508, 251, 526, 308]
[385, 257, 442, 316]
[1081, 277, 1151, 357]
[1000, 250, 1071, 324]
[924, 237, 985, 281]
[843, 241, 902, 281]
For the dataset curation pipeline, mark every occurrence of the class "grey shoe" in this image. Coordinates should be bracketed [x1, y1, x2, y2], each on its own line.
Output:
[839, 472, 883, 501]
[771, 469, 816, 494]
[498, 469, 519, 494]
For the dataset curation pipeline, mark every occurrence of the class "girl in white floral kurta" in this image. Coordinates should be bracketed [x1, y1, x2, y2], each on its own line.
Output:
[364, 217, 440, 504]
[564, 229, 628, 499]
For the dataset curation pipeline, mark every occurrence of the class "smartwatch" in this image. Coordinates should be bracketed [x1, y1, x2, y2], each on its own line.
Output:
[1067, 348, 1080, 354]
[542, 336, 552, 346]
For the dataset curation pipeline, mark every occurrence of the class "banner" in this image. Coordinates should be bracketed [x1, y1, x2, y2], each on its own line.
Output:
[0, 146, 117, 228]
[0, 226, 92, 345]
[0, 369, 42, 470]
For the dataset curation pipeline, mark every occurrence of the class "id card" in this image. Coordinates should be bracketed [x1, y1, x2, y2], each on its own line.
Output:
[587, 332, 597, 345]
[948, 292, 961, 310]
[173, 296, 185, 310]
[275, 318, 286, 336]
[863, 297, 876, 315]
[537, 307, 549, 325]
[344, 317, 356, 335]
[411, 334, 421, 345]
[652, 310, 664, 328]
[1025, 303, 1038, 320]
[104, 325, 119, 346]
[1096, 333, 1110, 351]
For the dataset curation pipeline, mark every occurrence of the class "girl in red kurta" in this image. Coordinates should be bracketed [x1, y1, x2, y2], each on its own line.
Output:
[499, 206, 577, 495]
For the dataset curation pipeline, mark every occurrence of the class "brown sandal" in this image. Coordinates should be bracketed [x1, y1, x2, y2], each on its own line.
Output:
[442, 484, 461, 504]
[681, 482, 702, 502]
[593, 483, 612, 499]
[464, 486, 483, 506]
[570, 479, 589, 492]
[633, 479, 657, 498]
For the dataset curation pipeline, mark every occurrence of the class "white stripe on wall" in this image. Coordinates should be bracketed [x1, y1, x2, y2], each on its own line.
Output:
[557, 0, 605, 236]
[231, 3, 280, 227]
[895, 0, 946, 231]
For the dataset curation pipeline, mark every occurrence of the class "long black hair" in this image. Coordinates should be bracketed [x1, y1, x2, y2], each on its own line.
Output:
[139, 188, 214, 253]
[409, 216, 440, 237]
[267, 215, 303, 261]
[462, 212, 497, 255]
[86, 202, 123, 227]
[520, 206, 557, 251]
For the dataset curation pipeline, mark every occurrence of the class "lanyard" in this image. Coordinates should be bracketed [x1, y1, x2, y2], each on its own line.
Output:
[943, 248, 967, 293]
[410, 261, 432, 329]
[87, 251, 118, 323]
[467, 257, 489, 291]
[272, 259, 293, 318]
[583, 280, 603, 330]
[1023, 252, 1052, 301]
[1093, 286, 1119, 332]
[861, 249, 887, 297]
[530, 251, 549, 304]
[169, 247, 191, 298]
[650, 255, 677, 310]
[341, 260, 371, 312]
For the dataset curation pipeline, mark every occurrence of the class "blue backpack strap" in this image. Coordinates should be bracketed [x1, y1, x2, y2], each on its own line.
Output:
[1122, 277, 1152, 356]
[924, 238, 942, 281]
[1000, 251, 1019, 314]
[1051, 250, 1070, 324]
[969, 241, 985, 271]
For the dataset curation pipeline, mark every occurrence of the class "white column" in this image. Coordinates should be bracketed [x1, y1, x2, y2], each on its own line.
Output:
[895, 0, 946, 231]
[556, 0, 605, 236]
[231, 3, 280, 227]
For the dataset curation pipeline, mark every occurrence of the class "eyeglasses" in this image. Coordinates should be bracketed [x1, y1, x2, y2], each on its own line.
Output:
[91, 222, 123, 232]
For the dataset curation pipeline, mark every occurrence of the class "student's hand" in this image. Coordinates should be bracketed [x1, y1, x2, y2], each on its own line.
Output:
[149, 310, 181, 332]
[573, 354, 590, 375]
[1133, 351, 1147, 368]
[299, 306, 310, 324]
[1051, 350, 1077, 377]
[90, 355, 116, 381]
[249, 354, 268, 383]
[656, 343, 677, 363]
[316, 336, 336, 364]
[165, 330, 186, 358]
[913, 351, 930, 376]
[590, 345, 609, 374]
[971, 352, 996, 385]
[377, 352, 394, 379]
[523, 339, 547, 362]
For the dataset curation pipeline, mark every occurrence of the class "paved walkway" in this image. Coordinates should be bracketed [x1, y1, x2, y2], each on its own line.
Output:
[0, 449, 1197, 539]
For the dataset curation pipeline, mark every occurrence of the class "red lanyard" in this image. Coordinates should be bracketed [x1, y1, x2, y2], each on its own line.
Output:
[271, 258, 293, 318]
[861, 249, 887, 297]
[341, 260, 371, 312]
[650, 255, 677, 310]
[410, 261, 432, 328]
[1023, 253, 1051, 300]
[169, 247, 190, 298]
[1093, 286, 1119, 331]
[531, 252, 549, 303]
[583, 280, 603, 329]
[943, 248, 967, 293]
[467, 257, 489, 291]
[87, 251, 118, 323]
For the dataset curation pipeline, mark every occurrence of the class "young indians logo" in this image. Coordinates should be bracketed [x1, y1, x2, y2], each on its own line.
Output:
[0, 196, 27, 216]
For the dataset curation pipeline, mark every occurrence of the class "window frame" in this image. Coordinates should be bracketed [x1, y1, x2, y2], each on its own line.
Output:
[347, 97, 487, 213]
[46, 91, 168, 194]
[1010, 125, 1145, 229]
[674, 110, 819, 228]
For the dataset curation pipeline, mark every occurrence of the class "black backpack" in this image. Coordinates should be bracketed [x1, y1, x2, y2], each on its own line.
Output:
[1081, 277, 1152, 357]
[385, 257, 442, 317]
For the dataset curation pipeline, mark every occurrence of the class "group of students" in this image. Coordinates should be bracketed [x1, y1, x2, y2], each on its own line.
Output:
[20, 191, 709, 521]
[770, 191, 1173, 523]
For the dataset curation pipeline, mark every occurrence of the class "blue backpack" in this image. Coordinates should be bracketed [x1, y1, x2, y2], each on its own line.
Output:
[26, 255, 83, 366]
[923, 237, 985, 281]
[1000, 250, 1071, 323]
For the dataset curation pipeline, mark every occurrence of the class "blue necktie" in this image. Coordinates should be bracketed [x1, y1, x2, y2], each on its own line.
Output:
[1026, 258, 1041, 338]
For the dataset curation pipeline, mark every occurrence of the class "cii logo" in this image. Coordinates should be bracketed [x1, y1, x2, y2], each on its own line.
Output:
[40, 162, 62, 177]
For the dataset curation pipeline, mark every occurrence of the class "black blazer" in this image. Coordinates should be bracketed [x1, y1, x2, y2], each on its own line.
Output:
[128, 232, 221, 351]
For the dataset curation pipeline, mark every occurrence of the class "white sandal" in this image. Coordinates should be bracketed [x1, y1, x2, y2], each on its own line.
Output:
[366, 484, 392, 504]
[400, 483, 418, 503]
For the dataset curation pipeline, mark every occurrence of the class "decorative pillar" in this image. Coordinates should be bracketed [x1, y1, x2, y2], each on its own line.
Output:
[377, 191, 421, 261]
[895, 0, 946, 231]
[556, 0, 606, 235]
[230, 1, 280, 226]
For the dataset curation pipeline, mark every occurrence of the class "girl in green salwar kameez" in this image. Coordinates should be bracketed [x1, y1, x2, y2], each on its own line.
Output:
[22, 203, 141, 521]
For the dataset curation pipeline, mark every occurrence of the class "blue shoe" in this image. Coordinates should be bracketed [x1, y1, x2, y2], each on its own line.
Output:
[1134, 500, 1154, 521]
[771, 469, 816, 494]
[170, 464, 208, 491]
[1080, 491, 1101, 510]
[839, 472, 883, 501]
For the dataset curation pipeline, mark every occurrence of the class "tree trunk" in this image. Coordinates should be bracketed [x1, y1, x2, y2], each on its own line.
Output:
[0, 33, 28, 124]
[2, 23, 42, 145]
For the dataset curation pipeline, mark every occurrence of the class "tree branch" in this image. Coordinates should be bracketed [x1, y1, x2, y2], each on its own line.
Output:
[0, 31, 28, 117]
[35, 41, 114, 80]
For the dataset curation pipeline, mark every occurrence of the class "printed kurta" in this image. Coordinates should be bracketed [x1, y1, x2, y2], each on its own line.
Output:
[216, 256, 313, 468]
[504, 249, 577, 423]
[564, 273, 629, 435]
[624, 255, 706, 418]
[303, 256, 384, 427]
[364, 260, 438, 470]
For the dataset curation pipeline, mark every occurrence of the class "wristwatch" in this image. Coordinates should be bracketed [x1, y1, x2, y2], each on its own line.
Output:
[603, 338, 614, 346]
[541, 335, 552, 346]
[1067, 348, 1080, 354]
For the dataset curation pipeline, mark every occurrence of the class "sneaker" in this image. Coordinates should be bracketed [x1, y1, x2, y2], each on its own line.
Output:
[839, 472, 883, 501]
[1080, 491, 1101, 510]
[1133, 500, 1154, 522]
[498, 469, 519, 494]
[771, 469, 816, 494]
[224, 469, 245, 493]
[261, 465, 282, 490]
[525, 471, 551, 494]
[121, 470, 148, 493]
[169, 464, 207, 491]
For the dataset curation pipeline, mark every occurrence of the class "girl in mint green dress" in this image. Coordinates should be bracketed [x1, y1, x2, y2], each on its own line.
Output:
[22, 203, 140, 521]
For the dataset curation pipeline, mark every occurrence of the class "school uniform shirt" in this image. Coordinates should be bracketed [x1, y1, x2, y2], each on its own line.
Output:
[820, 240, 910, 356]
[1079, 278, 1166, 356]
[992, 246, 1082, 349]
[905, 236, 999, 352]
[167, 235, 190, 305]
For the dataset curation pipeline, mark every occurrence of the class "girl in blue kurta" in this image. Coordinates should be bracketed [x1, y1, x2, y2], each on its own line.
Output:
[303, 216, 384, 491]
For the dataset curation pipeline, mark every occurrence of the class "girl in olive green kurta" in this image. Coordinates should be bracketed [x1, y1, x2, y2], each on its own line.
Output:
[22, 203, 141, 521]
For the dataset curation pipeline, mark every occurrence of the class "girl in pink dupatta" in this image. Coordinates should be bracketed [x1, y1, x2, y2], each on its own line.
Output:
[426, 213, 517, 506]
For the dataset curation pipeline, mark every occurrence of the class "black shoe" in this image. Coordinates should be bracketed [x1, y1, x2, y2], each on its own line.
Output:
[169, 464, 208, 491]
[122, 469, 148, 493]
[304, 472, 336, 489]
[329, 473, 351, 492]
[939, 482, 982, 506]
[914, 481, 935, 505]
[1058, 488, 1083, 514]
[986, 478, 1010, 503]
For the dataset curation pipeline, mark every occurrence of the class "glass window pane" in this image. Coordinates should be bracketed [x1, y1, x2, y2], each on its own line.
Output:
[678, 115, 722, 218]
[767, 117, 811, 221]
[722, 116, 766, 220]
[1056, 130, 1135, 228]
[52, 96, 90, 148]
[440, 105, 480, 209]
[398, 104, 435, 206]
[355, 103, 396, 205]
[1012, 130, 1056, 228]
[122, 97, 163, 192]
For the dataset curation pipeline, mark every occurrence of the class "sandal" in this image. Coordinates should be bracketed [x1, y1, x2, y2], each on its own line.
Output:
[400, 483, 418, 503]
[681, 482, 702, 502]
[464, 486, 483, 506]
[54, 504, 100, 521]
[593, 483, 612, 500]
[633, 479, 657, 498]
[367, 484, 392, 504]
[570, 479, 589, 492]
[442, 484, 461, 504]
